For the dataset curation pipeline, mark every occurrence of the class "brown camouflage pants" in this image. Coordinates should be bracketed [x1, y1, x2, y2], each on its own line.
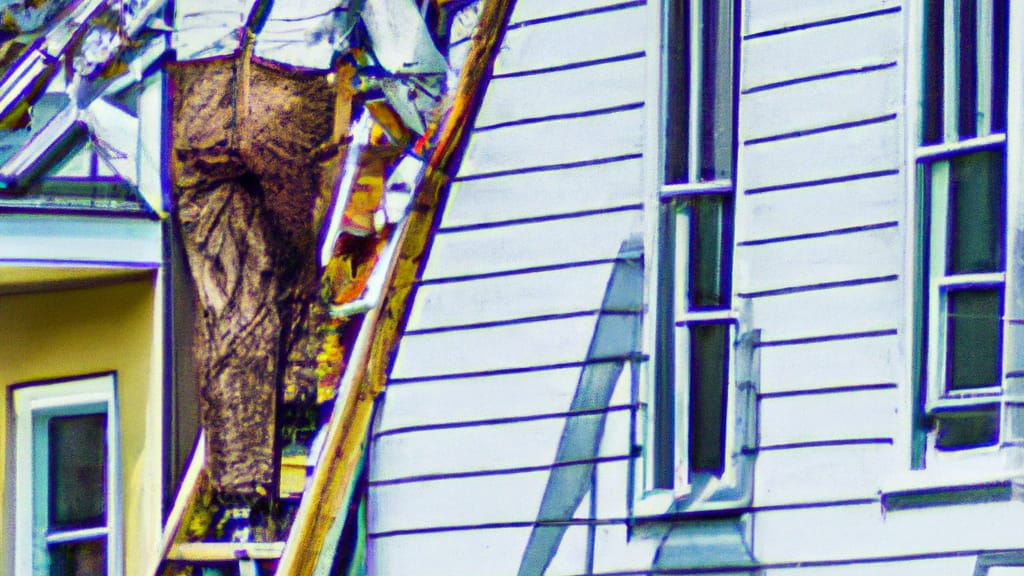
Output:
[170, 58, 338, 496]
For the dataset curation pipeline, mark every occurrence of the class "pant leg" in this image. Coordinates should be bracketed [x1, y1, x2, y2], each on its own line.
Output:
[171, 60, 281, 495]
[175, 177, 282, 495]
[240, 61, 343, 405]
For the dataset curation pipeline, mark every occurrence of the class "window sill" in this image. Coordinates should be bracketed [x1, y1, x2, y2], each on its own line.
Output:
[880, 469, 1024, 512]
[633, 474, 752, 520]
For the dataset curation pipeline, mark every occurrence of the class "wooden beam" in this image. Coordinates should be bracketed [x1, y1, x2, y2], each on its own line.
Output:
[149, 432, 206, 575]
[273, 1, 517, 574]
[166, 542, 285, 562]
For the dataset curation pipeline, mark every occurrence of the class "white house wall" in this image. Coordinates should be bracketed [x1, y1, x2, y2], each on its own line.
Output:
[368, 0, 1024, 575]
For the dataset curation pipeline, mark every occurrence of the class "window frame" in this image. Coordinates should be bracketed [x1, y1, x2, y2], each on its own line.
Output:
[909, 0, 1021, 465]
[12, 373, 123, 576]
[637, 0, 751, 516]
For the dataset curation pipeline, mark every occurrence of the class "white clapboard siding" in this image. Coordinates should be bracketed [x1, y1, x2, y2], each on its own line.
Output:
[754, 443, 898, 506]
[746, 279, 901, 343]
[509, 0, 633, 25]
[755, 501, 1024, 564]
[370, 470, 549, 533]
[545, 524, 590, 576]
[742, 11, 901, 91]
[390, 316, 598, 381]
[458, 107, 644, 178]
[741, 119, 899, 192]
[759, 387, 900, 447]
[594, 457, 630, 519]
[735, 224, 901, 295]
[421, 209, 642, 281]
[369, 458, 628, 534]
[368, 527, 531, 576]
[493, 5, 645, 76]
[476, 58, 644, 129]
[370, 409, 633, 482]
[745, 0, 900, 36]
[406, 263, 615, 331]
[737, 173, 902, 243]
[441, 158, 644, 229]
[592, 524, 662, 575]
[763, 556, 978, 576]
[758, 332, 900, 395]
[740, 64, 900, 143]
[377, 368, 585, 432]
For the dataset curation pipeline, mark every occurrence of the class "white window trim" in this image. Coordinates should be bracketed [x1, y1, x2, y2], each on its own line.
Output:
[904, 0, 1024, 472]
[13, 373, 123, 576]
[636, 0, 752, 517]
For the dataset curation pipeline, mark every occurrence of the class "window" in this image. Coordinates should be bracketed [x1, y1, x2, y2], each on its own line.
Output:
[643, 0, 744, 508]
[12, 374, 122, 576]
[916, 0, 1010, 455]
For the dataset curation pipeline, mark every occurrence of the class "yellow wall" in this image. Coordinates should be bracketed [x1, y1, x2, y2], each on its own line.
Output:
[0, 273, 164, 576]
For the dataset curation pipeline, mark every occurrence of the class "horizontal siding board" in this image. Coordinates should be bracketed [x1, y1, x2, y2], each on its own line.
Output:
[441, 158, 644, 229]
[741, 11, 901, 91]
[758, 332, 900, 395]
[390, 315, 598, 380]
[737, 173, 902, 242]
[764, 556, 978, 576]
[458, 107, 645, 179]
[475, 56, 645, 129]
[754, 443, 897, 506]
[546, 524, 590, 576]
[369, 470, 548, 533]
[745, 0, 900, 36]
[747, 279, 902, 343]
[422, 209, 643, 281]
[741, 120, 900, 193]
[754, 501, 1024, 564]
[370, 409, 633, 481]
[593, 523, 662, 574]
[509, 0, 637, 25]
[493, 5, 646, 76]
[406, 263, 615, 331]
[594, 458, 630, 519]
[368, 527, 531, 576]
[740, 64, 901, 142]
[735, 225, 902, 294]
[368, 459, 629, 534]
[379, 368, 582, 431]
[758, 387, 900, 447]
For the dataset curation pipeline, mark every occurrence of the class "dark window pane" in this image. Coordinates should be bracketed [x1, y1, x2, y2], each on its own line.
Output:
[991, 0, 1009, 133]
[922, 0, 944, 144]
[947, 149, 1004, 274]
[958, 0, 978, 138]
[689, 322, 729, 475]
[946, 288, 1002, 391]
[664, 0, 691, 184]
[688, 196, 732, 309]
[49, 537, 106, 576]
[699, 0, 734, 181]
[653, 202, 677, 489]
[934, 407, 999, 450]
[49, 414, 106, 531]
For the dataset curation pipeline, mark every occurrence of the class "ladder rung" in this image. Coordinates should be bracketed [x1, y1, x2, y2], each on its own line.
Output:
[166, 542, 286, 561]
